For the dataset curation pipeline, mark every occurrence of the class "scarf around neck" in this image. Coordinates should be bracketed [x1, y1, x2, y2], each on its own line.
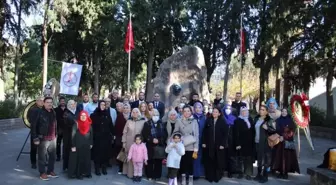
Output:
[239, 107, 251, 128]
[193, 102, 204, 117]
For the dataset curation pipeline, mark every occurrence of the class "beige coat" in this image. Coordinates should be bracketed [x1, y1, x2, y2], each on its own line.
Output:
[122, 118, 146, 178]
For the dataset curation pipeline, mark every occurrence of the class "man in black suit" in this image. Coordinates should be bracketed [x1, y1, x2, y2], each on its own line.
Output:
[152, 93, 165, 119]
[110, 90, 122, 109]
[231, 92, 247, 116]
[131, 92, 146, 109]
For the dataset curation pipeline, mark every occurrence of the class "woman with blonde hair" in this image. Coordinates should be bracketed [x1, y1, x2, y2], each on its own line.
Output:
[139, 102, 151, 121]
[122, 108, 146, 178]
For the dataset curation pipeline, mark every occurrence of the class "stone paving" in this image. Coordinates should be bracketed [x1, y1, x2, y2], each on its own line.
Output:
[0, 128, 335, 185]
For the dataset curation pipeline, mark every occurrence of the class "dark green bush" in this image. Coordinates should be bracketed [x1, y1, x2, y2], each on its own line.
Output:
[310, 106, 336, 129]
[0, 100, 25, 119]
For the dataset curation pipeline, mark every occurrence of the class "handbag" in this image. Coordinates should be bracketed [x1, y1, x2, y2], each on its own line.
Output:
[284, 140, 295, 150]
[183, 121, 197, 147]
[153, 146, 166, 159]
[268, 133, 280, 148]
[117, 149, 127, 162]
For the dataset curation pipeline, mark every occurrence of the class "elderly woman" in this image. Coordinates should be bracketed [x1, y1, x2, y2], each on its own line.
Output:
[115, 103, 130, 174]
[233, 107, 255, 180]
[272, 108, 300, 179]
[142, 109, 168, 180]
[122, 108, 146, 178]
[116, 102, 124, 113]
[193, 102, 206, 179]
[165, 110, 178, 144]
[202, 107, 229, 183]
[91, 101, 114, 176]
[173, 105, 199, 185]
[63, 100, 80, 171]
[139, 102, 151, 121]
[254, 105, 276, 183]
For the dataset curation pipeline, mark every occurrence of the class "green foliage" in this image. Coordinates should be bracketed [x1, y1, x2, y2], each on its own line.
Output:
[0, 100, 25, 119]
[310, 106, 336, 129]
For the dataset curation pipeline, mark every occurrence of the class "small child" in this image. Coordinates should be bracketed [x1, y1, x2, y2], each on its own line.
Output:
[127, 134, 148, 183]
[166, 132, 185, 185]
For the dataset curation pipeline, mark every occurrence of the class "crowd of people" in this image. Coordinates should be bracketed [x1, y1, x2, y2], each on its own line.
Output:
[28, 91, 300, 185]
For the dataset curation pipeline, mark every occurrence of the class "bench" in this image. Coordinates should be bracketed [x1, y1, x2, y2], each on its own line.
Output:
[307, 167, 336, 185]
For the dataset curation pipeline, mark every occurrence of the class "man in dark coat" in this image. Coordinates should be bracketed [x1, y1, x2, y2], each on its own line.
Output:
[28, 96, 44, 169]
[152, 93, 165, 119]
[131, 92, 146, 109]
[54, 96, 67, 161]
[213, 93, 222, 107]
[109, 90, 122, 109]
[231, 92, 247, 116]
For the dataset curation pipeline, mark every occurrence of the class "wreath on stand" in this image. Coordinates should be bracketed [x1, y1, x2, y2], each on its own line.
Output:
[289, 93, 314, 152]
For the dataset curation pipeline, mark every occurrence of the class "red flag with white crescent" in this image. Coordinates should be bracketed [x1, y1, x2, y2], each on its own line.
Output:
[124, 19, 134, 53]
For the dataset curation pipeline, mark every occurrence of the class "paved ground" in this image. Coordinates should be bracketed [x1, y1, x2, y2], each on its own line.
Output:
[0, 128, 335, 185]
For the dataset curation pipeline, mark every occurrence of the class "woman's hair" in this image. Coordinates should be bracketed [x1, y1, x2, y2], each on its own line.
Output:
[182, 105, 193, 112]
[139, 102, 151, 119]
[260, 105, 268, 111]
[212, 107, 223, 118]
[134, 134, 142, 142]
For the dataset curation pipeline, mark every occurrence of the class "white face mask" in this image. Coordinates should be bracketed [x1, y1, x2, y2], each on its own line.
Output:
[225, 109, 231, 115]
[152, 116, 160, 123]
[209, 109, 213, 114]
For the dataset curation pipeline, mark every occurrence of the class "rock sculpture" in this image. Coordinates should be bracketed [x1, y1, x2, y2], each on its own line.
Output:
[149, 46, 210, 110]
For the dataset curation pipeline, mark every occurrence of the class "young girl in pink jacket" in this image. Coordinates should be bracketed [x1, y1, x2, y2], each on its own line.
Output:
[127, 134, 148, 183]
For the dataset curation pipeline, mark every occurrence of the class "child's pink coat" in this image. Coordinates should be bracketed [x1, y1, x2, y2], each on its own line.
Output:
[127, 143, 148, 162]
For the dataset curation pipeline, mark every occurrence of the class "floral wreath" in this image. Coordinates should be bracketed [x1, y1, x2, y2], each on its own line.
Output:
[289, 93, 310, 128]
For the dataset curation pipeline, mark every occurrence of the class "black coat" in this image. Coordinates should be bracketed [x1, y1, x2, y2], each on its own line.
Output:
[254, 115, 276, 156]
[54, 106, 67, 133]
[152, 101, 165, 119]
[232, 117, 255, 157]
[202, 117, 228, 168]
[90, 109, 114, 164]
[141, 119, 167, 159]
[231, 101, 247, 116]
[131, 100, 146, 109]
[31, 107, 57, 141]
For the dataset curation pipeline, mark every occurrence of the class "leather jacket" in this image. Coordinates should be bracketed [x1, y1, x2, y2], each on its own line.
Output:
[31, 107, 57, 141]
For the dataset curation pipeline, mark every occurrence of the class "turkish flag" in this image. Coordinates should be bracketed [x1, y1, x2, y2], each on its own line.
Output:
[124, 20, 134, 53]
[240, 28, 246, 54]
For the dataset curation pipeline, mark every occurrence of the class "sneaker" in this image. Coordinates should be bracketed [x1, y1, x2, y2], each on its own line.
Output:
[56, 157, 60, 162]
[40, 173, 49, 181]
[47, 172, 59, 178]
[31, 164, 37, 169]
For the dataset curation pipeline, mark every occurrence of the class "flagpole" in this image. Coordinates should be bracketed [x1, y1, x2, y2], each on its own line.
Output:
[127, 13, 131, 93]
[240, 13, 243, 94]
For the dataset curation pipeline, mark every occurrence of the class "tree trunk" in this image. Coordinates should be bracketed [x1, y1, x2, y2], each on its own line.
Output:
[275, 63, 280, 106]
[145, 47, 155, 100]
[223, 61, 230, 101]
[93, 46, 100, 94]
[42, 0, 51, 91]
[283, 60, 290, 107]
[14, 0, 23, 106]
[326, 65, 334, 120]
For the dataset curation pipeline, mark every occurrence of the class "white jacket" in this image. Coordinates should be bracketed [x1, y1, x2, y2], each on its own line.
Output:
[165, 141, 185, 169]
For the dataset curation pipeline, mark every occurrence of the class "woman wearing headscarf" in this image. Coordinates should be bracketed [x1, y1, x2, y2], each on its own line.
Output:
[68, 111, 93, 179]
[202, 107, 228, 183]
[114, 103, 131, 174]
[90, 100, 115, 176]
[142, 109, 168, 180]
[266, 97, 281, 120]
[193, 102, 206, 179]
[232, 106, 255, 180]
[122, 108, 146, 178]
[63, 100, 80, 171]
[254, 105, 276, 183]
[222, 104, 237, 177]
[272, 108, 300, 179]
[139, 102, 151, 121]
[165, 110, 178, 144]
[173, 105, 199, 185]
[177, 103, 185, 118]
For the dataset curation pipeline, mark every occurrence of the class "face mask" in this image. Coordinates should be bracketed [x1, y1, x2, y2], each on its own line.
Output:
[225, 109, 231, 115]
[152, 116, 160, 123]
[209, 109, 213, 114]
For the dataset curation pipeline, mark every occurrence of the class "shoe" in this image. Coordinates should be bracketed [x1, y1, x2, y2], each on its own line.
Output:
[77, 175, 83, 180]
[245, 175, 252, 180]
[181, 174, 186, 185]
[227, 172, 232, 178]
[85, 174, 92, 178]
[133, 176, 137, 182]
[277, 173, 283, 179]
[254, 168, 262, 181]
[95, 168, 101, 176]
[40, 173, 49, 181]
[237, 174, 243, 179]
[283, 173, 288, 179]
[138, 176, 142, 182]
[188, 175, 194, 185]
[56, 157, 60, 162]
[118, 169, 122, 175]
[102, 167, 107, 175]
[31, 164, 37, 169]
[47, 172, 59, 178]
[259, 170, 268, 183]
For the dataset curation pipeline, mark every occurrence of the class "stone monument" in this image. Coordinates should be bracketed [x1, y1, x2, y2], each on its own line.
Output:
[149, 46, 210, 109]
